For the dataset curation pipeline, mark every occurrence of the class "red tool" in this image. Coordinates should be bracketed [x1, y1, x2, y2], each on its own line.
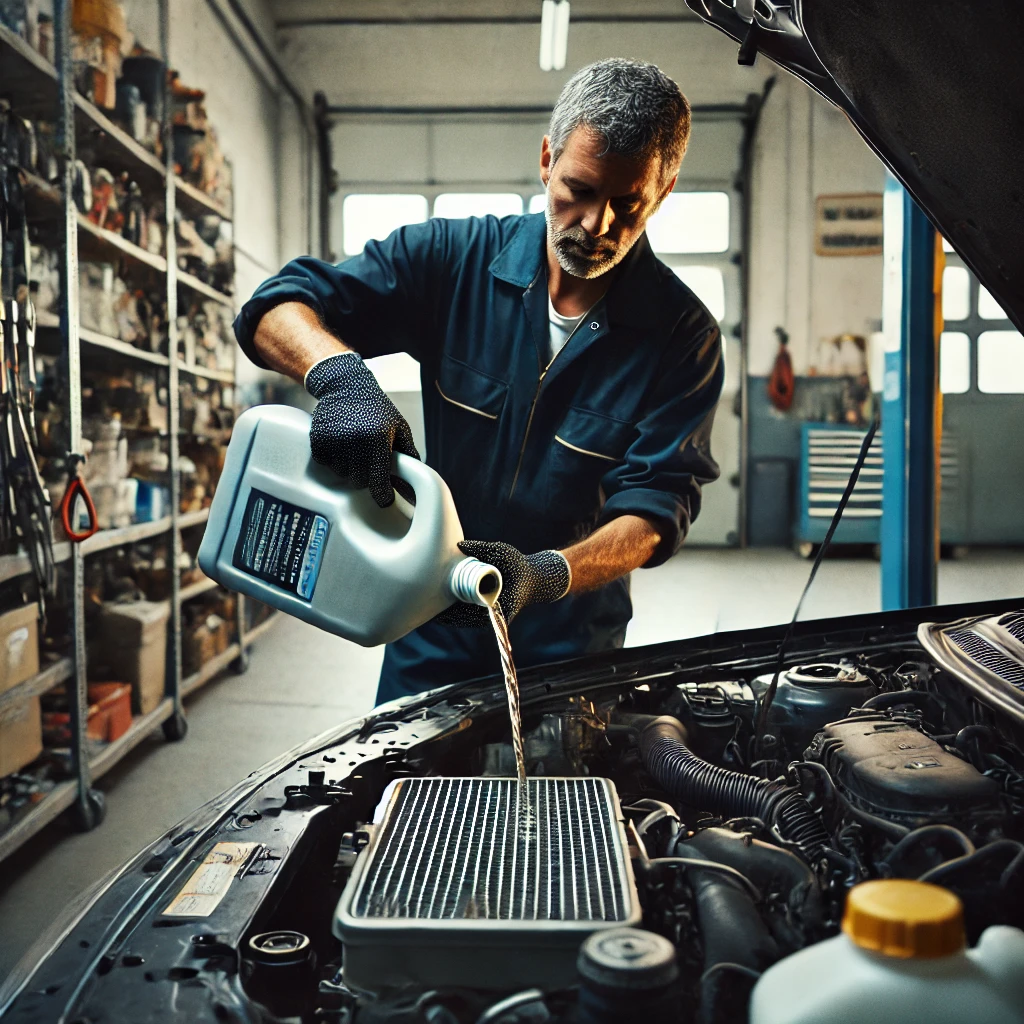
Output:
[60, 454, 99, 542]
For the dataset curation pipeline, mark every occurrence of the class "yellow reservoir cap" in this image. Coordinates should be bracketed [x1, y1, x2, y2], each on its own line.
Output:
[843, 880, 966, 959]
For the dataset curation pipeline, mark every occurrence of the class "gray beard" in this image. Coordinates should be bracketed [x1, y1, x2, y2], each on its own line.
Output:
[545, 196, 627, 280]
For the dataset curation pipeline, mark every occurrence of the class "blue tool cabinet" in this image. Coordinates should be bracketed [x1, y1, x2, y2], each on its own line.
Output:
[795, 422, 962, 552]
[796, 423, 884, 548]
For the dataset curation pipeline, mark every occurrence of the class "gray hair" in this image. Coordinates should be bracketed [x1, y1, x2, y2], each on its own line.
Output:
[548, 59, 690, 180]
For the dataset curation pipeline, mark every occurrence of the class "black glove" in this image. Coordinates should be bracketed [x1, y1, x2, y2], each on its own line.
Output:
[435, 539, 571, 628]
[306, 352, 420, 508]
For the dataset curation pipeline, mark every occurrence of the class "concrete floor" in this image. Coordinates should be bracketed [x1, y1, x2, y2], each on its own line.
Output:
[1, 546, 1022, 980]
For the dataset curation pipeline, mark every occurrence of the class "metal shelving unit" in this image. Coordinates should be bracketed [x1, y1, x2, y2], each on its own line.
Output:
[0, 4, 278, 861]
[179, 574, 219, 603]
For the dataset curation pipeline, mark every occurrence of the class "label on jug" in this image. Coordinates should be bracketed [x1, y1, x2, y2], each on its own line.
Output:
[233, 488, 329, 600]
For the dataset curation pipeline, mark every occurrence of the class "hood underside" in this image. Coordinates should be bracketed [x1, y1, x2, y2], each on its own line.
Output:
[687, 0, 1024, 334]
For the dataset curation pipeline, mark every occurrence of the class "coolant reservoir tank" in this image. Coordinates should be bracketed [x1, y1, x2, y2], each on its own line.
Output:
[751, 880, 1024, 1024]
[198, 405, 501, 646]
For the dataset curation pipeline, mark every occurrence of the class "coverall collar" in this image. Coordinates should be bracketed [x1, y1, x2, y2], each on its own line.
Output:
[488, 212, 670, 331]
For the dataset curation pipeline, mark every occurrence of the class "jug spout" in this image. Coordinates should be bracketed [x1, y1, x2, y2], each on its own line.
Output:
[449, 557, 503, 608]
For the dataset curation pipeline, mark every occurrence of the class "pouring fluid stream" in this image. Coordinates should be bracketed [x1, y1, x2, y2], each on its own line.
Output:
[487, 604, 527, 786]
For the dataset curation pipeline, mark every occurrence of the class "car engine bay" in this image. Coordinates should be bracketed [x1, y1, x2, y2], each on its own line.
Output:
[5, 605, 1024, 1024]
[222, 608, 1024, 1024]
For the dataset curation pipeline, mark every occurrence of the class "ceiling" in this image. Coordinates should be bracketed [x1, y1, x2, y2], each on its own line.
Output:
[269, 0, 699, 26]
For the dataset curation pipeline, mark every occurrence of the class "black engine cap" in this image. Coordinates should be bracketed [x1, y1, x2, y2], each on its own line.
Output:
[578, 928, 678, 990]
[247, 931, 311, 965]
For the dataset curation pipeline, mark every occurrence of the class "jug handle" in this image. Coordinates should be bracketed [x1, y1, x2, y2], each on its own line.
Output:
[391, 452, 449, 550]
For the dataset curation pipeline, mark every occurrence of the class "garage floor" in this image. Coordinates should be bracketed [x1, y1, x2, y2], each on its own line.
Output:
[1, 546, 1022, 981]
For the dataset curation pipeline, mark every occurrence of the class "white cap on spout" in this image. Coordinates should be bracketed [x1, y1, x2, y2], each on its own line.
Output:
[449, 557, 503, 608]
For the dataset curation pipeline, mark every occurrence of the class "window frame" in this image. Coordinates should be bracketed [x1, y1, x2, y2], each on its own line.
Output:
[939, 330, 971, 395]
[644, 190, 732, 255]
[939, 246, 1016, 394]
[337, 182, 740, 339]
[431, 192, 524, 219]
[977, 330, 1024, 394]
[340, 192, 431, 257]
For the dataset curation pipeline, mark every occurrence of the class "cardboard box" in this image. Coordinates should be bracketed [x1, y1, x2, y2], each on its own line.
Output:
[98, 601, 169, 715]
[183, 618, 218, 676]
[0, 697, 43, 776]
[0, 604, 40, 696]
[212, 615, 230, 655]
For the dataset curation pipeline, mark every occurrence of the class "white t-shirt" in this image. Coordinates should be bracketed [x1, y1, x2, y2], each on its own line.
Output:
[548, 297, 586, 363]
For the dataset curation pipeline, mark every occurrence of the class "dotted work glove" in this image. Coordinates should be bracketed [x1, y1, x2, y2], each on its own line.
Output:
[435, 539, 572, 628]
[306, 352, 420, 508]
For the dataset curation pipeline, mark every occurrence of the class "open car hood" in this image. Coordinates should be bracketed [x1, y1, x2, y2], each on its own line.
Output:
[687, 0, 1024, 334]
[3, 595, 1024, 1023]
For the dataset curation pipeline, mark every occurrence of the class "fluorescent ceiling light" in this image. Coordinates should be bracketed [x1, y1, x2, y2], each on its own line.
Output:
[540, 0, 570, 72]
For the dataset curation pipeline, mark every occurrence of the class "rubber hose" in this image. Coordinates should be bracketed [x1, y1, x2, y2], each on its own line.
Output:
[638, 717, 830, 862]
[918, 839, 1024, 886]
[692, 871, 777, 1024]
[954, 724, 995, 767]
[917, 840, 1024, 941]
[883, 825, 975, 880]
[676, 827, 823, 945]
[862, 689, 937, 712]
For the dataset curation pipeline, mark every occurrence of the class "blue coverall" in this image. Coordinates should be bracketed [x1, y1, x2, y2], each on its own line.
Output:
[234, 212, 724, 704]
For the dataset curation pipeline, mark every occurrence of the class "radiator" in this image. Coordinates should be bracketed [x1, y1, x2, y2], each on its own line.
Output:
[334, 777, 641, 992]
[919, 609, 1024, 727]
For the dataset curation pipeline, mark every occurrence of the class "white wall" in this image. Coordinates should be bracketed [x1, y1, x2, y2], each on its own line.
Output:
[748, 75, 886, 376]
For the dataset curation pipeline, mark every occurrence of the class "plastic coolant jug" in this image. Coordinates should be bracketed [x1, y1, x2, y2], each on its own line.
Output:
[198, 405, 501, 646]
[750, 879, 1024, 1024]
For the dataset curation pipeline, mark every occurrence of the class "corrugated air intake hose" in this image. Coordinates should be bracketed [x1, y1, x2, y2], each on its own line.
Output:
[637, 716, 830, 863]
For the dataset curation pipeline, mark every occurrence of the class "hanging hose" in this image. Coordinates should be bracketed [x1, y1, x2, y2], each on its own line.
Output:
[637, 716, 830, 863]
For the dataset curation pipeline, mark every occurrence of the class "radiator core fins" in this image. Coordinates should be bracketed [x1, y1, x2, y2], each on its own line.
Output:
[334, 777, 641, 992]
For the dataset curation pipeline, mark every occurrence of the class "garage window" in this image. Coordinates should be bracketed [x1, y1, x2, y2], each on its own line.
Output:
[941, 266, 970, 322]
[939, 331, 970, 394]
[978, 285, 1007, 320]
[343, 194, 428, 256]
[672, 266, 726, 321]
[646, 192, 730, 253]
[433, 193, 523, 219]
[978, 331, 1024, 393]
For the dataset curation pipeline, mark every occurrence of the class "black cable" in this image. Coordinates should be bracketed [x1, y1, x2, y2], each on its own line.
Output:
[699, 962, 762, 984]
[0, 155, 56, 610]
[754, 416, 880, 756]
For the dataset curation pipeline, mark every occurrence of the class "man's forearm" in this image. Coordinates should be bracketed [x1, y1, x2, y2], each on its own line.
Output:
[560, 514, 662, 594]
[253, 302, 353, 384]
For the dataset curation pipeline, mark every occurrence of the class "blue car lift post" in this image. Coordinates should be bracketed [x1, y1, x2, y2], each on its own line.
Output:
[880, 176, 941, 609]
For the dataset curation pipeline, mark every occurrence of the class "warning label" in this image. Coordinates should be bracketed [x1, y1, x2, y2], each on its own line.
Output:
[232, 488, 329, 600]
[163, 841, 258, 917]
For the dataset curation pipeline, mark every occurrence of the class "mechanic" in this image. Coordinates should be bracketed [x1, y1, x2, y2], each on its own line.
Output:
[233, 58, 724, 705]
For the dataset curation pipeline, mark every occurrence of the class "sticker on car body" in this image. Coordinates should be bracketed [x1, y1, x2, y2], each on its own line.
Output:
[163, 842, 259, 917]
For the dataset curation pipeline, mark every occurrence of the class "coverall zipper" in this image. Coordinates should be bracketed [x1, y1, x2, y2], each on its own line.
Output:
[508, 301, 598, 500]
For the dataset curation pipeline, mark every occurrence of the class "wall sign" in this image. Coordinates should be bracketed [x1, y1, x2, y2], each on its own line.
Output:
[815, 193, 884, 256]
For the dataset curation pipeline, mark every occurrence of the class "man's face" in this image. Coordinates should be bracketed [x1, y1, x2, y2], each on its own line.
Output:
[541, 126, 677, 280]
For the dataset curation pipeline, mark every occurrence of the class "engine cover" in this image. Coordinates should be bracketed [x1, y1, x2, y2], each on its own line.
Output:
[805, 716, 1000, 825]
[333, 777, 641, 993]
